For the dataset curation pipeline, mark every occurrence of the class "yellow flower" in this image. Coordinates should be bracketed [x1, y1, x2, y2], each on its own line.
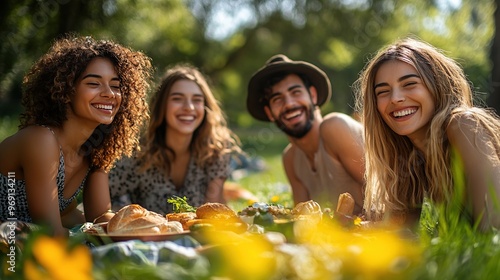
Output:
[24, 236, 92, 280]
[353, 216, 362, 226]
[204, 230, 275, 279]
[24, 259, 51, 280]
[247, 198, 258, 205]
[270, 195, 280, 203]
[291, 219, 421, 278]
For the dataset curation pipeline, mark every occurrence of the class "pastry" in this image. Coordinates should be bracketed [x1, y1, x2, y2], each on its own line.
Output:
[166, 212, 197, 230]
[107, 204, 183, 235]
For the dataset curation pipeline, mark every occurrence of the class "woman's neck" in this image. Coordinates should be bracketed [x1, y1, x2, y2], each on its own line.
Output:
[55, 120, 97, 156]
[165, 130, 192, 156]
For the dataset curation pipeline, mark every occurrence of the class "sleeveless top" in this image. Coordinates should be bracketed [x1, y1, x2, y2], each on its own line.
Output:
[0, 127, 89, 223]
[293, 138, 364, 213]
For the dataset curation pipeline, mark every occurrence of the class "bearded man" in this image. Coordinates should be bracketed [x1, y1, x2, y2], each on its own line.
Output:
[247, 54, 365, 214]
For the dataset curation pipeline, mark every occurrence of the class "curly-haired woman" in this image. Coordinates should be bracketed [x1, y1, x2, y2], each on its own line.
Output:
[354, 37, 500, 230]
[0, 35, 152, 235]
[109, 63, 242, 214]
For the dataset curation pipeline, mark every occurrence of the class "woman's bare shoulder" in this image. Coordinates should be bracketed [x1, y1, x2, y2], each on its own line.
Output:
[0, 126, 60, 174]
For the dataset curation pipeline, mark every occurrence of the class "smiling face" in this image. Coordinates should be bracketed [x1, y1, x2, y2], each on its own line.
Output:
[165, 79, 205, 136]
[264, 74, 317, 138]
[70, 57, 122, 126]
[374, 60, 435, 149]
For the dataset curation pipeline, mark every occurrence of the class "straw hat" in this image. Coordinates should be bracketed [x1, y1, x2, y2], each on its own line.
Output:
[247, 54, 331, 122]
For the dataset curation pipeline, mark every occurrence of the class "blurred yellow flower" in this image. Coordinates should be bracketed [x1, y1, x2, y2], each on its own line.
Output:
[353, 216, 362, 226]
[204, 230, 276, 279]
[247, 198, 257, 205]
[270, 195, 280, 203]
[291, 219, 421, 278]
[344, 231, 420, 277]
[24, 236, 92, 280]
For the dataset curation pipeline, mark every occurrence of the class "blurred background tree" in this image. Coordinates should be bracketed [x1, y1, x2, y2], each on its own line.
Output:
[0, 0, 498, 136]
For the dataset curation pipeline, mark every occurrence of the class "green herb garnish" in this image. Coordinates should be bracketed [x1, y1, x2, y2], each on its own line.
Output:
[167, 196, 196, 213]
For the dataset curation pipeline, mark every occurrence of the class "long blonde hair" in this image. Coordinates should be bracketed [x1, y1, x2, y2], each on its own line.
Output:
[139, 63, 241, 174]
[354, 37, 500, 219]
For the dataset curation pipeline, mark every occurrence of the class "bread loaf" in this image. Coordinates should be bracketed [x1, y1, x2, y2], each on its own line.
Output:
[107, 204, 183, 235]
[336, 193, 355, 216]
[196, 202, 238, 220]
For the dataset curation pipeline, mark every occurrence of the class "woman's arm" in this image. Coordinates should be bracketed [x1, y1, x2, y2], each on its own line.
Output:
[60, 199, 85, 228]
[447, 114, 500, 230]
[205, 177, 227, 203]
[82, 169, 115, 223]
[21, 127, 68, 236]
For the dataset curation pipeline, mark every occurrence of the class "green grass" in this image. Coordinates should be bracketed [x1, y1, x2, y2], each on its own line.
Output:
[228, 127, 292, 210]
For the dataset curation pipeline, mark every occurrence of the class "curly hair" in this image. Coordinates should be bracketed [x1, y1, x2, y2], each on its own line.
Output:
[20, 34, 153, 171]
[354, 37, 500, 219]
[139, 63, 241, 174]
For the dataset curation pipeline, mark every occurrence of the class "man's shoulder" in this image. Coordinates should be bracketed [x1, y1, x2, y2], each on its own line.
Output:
[321, 112, 362, 130]
[282, 142, 294, 155]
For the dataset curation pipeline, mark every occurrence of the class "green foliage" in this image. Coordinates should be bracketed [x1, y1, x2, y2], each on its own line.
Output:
[412, 152, 500, 279]
[0, 116, 19, 142]
[0, 0, 497, 123]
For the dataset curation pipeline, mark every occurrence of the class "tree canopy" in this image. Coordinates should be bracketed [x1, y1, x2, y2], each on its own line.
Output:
[0, 0, 498, 128]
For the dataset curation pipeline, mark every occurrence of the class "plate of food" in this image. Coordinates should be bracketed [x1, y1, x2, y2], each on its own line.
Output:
[84, 204, 191, 244]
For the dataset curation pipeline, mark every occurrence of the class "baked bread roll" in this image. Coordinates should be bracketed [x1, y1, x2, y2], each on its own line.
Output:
[292, 200, 323, 224]
[166, 212, 197, 230]
[189, 203, 246, 233]
[107, 204, 183, 235]
[196, 202, 238, 220]
[292, 200, 322, 216]
[336, 193, 355, 216]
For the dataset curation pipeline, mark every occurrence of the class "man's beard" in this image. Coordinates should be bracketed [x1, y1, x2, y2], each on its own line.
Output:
[274, 105, 315, 139]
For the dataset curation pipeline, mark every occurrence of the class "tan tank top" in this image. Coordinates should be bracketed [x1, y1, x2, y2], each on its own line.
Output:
[293, 138, 363, 213]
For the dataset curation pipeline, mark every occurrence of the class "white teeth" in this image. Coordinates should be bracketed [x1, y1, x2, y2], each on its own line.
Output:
[94, 104, 112, 110]
[178, 116, 195, 121]
[393, 108, 416, 117]
[284, 110, 301, 120]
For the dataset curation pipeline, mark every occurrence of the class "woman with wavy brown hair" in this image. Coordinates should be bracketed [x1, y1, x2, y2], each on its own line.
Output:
[0, 35, 152, 235]
[109, 63, 242, 214]
[354, 37, 500, 230]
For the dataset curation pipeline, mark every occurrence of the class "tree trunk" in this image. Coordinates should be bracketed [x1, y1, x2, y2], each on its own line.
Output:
[488, 0, 500, 114]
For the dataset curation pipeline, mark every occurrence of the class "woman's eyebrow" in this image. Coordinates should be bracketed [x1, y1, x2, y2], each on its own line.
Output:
[374, 74, 420, 90]
[81, 74, 120, 81]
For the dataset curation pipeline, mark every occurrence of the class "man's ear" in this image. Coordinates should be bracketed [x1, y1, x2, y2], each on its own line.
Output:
[264, 106, 275, 122]
[309, 85, 318, 105]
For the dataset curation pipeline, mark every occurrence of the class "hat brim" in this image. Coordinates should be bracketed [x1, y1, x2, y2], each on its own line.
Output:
[247, 60, 331, 122]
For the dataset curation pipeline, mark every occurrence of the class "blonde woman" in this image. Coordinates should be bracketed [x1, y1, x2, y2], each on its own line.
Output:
[355, 37, 500, 230]
[109, 64, 241, 214]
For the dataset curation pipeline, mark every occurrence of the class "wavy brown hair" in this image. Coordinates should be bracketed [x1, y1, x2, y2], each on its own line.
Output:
[20, 34, 153, 171]
[354, 37, 500, 219]
[139, 63, 241, 173]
